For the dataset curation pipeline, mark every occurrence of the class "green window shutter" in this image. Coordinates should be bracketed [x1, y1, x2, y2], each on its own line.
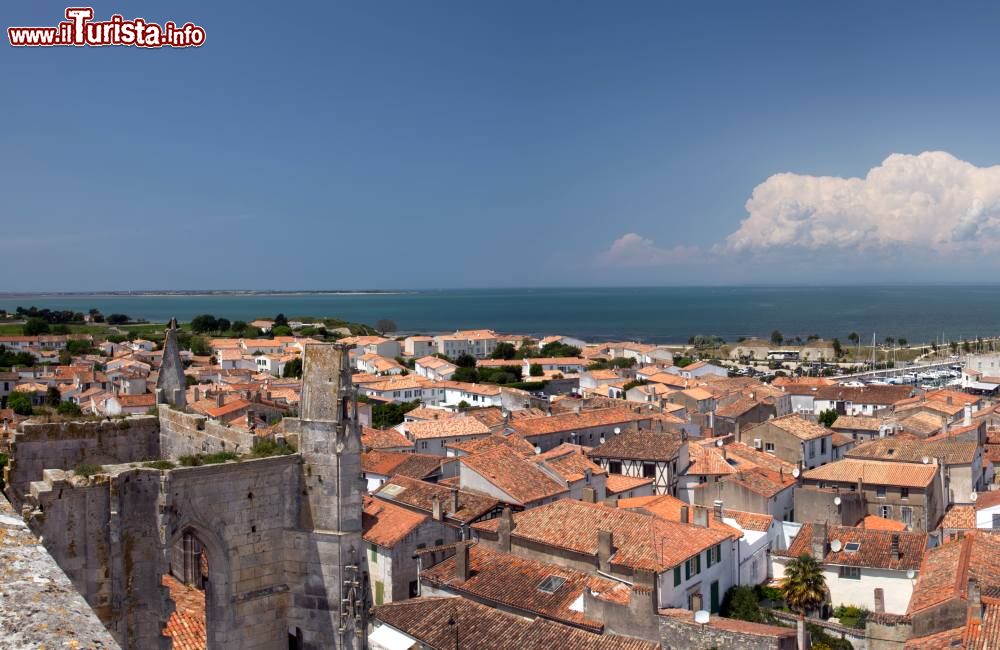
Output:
[685, 560, 691, 580]
[674, 566, 681, 586]
[375, 581, 384, 606]
[715, 544, 722, 563]
[706, 549, 712, 568]
[695, 555, 701, 574]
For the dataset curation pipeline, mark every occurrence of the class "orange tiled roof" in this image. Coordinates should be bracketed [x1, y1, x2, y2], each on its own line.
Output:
[803, 458, 938, 488]
[460, 445, 568, 506]
[472, 499, 735, 572]
[778, 522, 926, 571]
[605, 474, 654, 495]
[363, 496, 428, 548]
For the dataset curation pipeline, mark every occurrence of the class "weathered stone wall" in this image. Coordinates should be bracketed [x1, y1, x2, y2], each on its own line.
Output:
[5, 416, 159, 506]
[867, 616, 912, 649]
[164, 454, 301, 649]
[794, 486, 866, 526]
[657, 613, 797, 650]
[0, 493, 120, 649]
[158, 406, 256, 459]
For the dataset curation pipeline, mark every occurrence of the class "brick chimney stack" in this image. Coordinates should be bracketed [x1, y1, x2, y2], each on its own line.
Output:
[811, 522, 828, 560]
[455, 540, 471, 582]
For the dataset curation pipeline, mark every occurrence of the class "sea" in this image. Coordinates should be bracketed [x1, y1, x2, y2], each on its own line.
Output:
[1, 285, 998, 345]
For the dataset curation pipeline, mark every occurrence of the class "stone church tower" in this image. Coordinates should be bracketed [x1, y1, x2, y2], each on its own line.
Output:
[295, 343, 370, 648]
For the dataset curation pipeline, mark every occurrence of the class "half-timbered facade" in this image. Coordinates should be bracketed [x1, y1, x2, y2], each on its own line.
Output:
[587, 430, 689, 496]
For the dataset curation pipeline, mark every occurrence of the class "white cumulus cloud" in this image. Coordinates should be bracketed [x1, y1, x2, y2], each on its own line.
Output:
[726, 151, 1000, 252]
[596, 233, 699, 268]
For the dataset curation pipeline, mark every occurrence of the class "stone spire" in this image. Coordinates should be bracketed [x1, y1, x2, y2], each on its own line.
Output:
[155, 317, 187, 408]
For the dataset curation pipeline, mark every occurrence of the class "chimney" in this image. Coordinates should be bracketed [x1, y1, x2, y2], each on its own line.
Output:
[680, 505, 689, 524]
[431, 495, 443, 521]
[498, 507, 514, 552]
[450, 487, 459, 514]
[193, 386, 200, 402]
[890, 535, 900, 561]
[811, 521, 827, 560]
[947, 395, 953, 405]
[246, 409, 255, 429]
[598, 530, 615, 573]
[694, 506, 709, 528]
[216, 393, 225, 407]
[873, 588, 885, 614]
[584, 467, 592, 484]
[965, 405, 973, 426]
[582, 486, 597, 503]
[970, 578, 983, 624]
[713, 499, 724, 522]
[455, 540, 471, 582]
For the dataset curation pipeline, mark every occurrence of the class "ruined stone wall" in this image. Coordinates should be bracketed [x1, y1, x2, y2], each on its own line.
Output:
[5, 416, 159, 506]
[24, 453, 302, 650]
[164, 454, 302, 649]
[158, 406, 257, 459]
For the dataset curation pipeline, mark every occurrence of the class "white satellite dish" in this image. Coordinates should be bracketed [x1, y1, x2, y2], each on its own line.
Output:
[534, 446, 542, 455]
[830, 539, 843, 552]
[694, 610, 710, 625]
[906, 569, 916, 580]
[792, 467, 801, 478]
[922, 456, 930, 465]
[614, 427, 622, 435]
[971, 492, 979, 502]
[599, 437, 605, 444]
[716, 439, 724, 447]
[833, 496, 842, 506]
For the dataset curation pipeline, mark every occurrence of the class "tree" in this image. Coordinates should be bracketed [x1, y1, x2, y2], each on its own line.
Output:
[898, 338, 908, 347]
[540, 342, 581, 357]
[847, 332, 859, 345]
[106, 313, 130, 325]
[950, 341, 959, 354]
[8, 391, 33, 416]
[230, 320, 249, 336]
[273, 313, 289, 327]
[57, 400, 82, 417]
[781, 552, 827, 616]
[23, 318, 50, 336]
[215, 318, 231, 333]
[58, 349, 73, 365]
[720, 585, 767, 623]
[187, 335, 211, 357]
[491, 342, 516, 360]
[190, 314, 219, 333]
[831, 338, 843, 358]
[884, 336, 895, 346]
[454, 354, 477, 368]
[529, 363, 543, 377]
[45, 386, 62, 407]
[963, 340, 972, 353]
[283, 358, 303, 378]
[452, 367, 479, 383]
[770, 330, 783, 345]
[457, 400, 471, 410]
[818, 409, 838, 428]
[375, 319, 397, 335]
[272, 325, 293, 337]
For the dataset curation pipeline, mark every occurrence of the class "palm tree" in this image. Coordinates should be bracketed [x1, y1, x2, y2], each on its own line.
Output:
[781, 552, 827, 616]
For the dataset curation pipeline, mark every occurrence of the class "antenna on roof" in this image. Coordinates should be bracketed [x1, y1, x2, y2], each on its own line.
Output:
[830, 539, 843, 552]
[971, 492, 979, 502]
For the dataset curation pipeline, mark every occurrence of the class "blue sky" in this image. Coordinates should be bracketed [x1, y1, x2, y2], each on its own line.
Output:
[4, 1, 1000, 290]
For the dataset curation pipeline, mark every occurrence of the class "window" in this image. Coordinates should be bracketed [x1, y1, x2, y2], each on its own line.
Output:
[369, 543, 378, 564]
[879, 505, 891, 518]
[901, 487, 909, 500]
[808, 441, 816, 459]
[765, 442, 775, 453]
[537, 575, 567, 594]
[673, 566, 682, 586]
[714, 544, 722, 563]
[993, 514, 1000, 530]
[820, 437, 827, 454]
[839, 566, 861, 580]
[844, 542, 861, 553]
[706, 548, 713, 568]
[876, 486, 887, 499]
[643, 463, 656, 478]
[685, 555, 701, 579]
[901, 506, 912, 527]
[609, 461, 622, 474]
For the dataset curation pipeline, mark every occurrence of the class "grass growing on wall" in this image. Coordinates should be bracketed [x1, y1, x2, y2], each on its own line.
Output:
[178, 451, 240, 467]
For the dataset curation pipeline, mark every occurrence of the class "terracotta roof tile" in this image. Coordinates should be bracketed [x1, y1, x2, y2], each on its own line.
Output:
[472, 500, 734, 572]
[460, 445, 568, 505]
[587, 430, 684, 463]
[374, 475, 500, 525]
[778, 522, 926, 571]
[803, 458, 938, 488]
[371, 596, 658, 650]
[363, 496, 428, 548]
